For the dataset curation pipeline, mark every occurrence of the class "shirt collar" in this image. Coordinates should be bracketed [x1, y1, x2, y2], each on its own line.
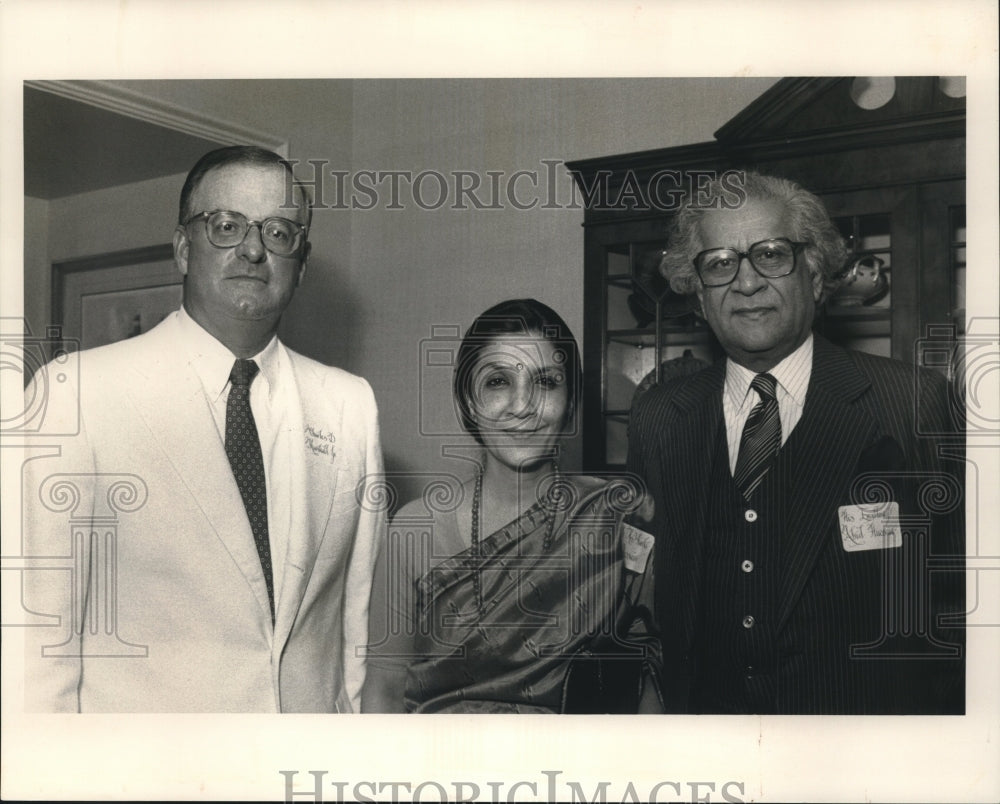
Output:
[176, 306, 281, 403]
[724, 333, 813, 410]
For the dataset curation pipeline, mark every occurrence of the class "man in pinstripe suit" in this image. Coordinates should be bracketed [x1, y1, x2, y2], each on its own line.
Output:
[628, 171, 964, 714]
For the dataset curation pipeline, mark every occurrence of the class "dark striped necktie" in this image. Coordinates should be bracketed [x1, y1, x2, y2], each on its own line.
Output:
[733, 372, 782, 498]
[225, 358, 274, 621]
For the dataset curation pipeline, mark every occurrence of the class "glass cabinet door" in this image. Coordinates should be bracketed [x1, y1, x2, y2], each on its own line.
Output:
[950, 205, 966, 337]
[818, 186, 917, 362]
[585, 220, 719, 471]
[819, 181, 966, 371]
[916, 179, 967, 383]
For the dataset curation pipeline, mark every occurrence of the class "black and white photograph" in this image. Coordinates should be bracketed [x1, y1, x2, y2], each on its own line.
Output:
[2, 1, 998, 801]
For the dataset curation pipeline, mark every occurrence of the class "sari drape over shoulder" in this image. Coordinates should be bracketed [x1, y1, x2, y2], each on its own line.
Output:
[370, 476, 660, 714]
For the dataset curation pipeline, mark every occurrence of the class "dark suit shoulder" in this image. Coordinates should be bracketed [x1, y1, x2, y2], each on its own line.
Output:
[630, 373, 688, 436]
[631, 375, 682, 416]
[842, 346, 920, 385]
[820, 336, 944, 392]
[821, 341, 960, 455]
[631, 363, 722, 421]
[841, 346, 951, 417]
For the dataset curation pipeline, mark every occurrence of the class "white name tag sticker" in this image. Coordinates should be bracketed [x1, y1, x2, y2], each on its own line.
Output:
[838, 502, 902, 552]
[621, 523, 655, 573]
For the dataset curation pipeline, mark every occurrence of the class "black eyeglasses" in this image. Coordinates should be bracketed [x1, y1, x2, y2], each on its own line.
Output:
[184, 210, 307, 256]
[693, 238, 808, 287]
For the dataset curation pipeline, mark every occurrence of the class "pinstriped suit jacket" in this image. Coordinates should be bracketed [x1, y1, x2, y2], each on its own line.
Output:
[627, 335, 965, 714]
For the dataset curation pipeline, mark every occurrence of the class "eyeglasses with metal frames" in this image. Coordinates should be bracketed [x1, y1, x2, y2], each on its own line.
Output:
[184, 210, 308, 256]
[693, 238, 808, 288]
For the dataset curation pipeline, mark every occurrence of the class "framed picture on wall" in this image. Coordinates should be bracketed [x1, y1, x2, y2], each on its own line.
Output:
[52, 243, 181, 352]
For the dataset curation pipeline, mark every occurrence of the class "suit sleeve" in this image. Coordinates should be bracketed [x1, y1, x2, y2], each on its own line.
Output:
[868, 359, 966, 712]
[621, 531, 664, 712]
[625, 393, 647, 486]
[22, 355, 92, 712]
[625, 389, 670, 553]
[913, 365, 966, 712]
[340, 378, 385, 712]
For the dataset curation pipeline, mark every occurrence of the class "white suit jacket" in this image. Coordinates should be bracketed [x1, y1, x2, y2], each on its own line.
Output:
[22, 313, 384, 712]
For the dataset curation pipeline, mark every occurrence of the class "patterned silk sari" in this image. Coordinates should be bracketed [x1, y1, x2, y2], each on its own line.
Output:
[402, 478, 660, 713]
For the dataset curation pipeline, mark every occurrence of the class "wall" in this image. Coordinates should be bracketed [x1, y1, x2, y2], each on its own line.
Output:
[343, 79, 778, 497]
[24, 173, 185, 344]
[47, 173, 184, 261]
[25, 78, 777, 503]
[108, 79, 358, 370]
[23, 195, 49, 341]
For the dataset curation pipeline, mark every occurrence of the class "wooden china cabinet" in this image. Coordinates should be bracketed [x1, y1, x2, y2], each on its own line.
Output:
[567, 77, 966, 473]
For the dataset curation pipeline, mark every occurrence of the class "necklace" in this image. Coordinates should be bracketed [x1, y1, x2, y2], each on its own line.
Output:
[470, 462, 559, 612]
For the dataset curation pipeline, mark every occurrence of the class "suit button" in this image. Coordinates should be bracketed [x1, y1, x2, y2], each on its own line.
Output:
[744, 509, 758, 523]
[742, 615, 755, 629]
[745, 665, 754, 678]
[741, 559, 754, 573]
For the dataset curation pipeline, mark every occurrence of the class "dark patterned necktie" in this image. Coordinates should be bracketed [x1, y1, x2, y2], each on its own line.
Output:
[733, 373, 782, 498]
[225, 358, 274, 621]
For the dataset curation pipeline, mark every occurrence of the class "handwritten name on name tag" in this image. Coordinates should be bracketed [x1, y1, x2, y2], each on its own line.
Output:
[304, 424, 337, 462]
[838, 502, 902, 552]
[621, 523, 655, 573]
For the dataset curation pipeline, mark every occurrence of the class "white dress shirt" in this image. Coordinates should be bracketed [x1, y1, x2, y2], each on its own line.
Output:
[176, 307, 293, 609]
[723, 334, 813, 475]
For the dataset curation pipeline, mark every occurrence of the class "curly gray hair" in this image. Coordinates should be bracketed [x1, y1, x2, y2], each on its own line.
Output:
[659, 171, 848, 305]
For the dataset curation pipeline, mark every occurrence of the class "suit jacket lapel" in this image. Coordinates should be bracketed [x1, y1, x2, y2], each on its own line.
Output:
[658, 361, 725, 654]
[124, 317, 274, 620]
[777, 336, 879, 630]
[273, 351, 339, 652]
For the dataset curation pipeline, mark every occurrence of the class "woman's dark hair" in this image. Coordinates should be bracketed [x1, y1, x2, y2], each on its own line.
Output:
[453, 298, 582, 445]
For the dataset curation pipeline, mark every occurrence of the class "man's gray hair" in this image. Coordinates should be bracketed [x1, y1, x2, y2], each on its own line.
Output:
[659, 171, 849, 304]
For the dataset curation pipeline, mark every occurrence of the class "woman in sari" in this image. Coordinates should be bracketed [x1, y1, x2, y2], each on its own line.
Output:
[363, 299, 661, 713]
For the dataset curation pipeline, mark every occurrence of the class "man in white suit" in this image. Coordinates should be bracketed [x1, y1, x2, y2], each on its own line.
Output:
[23, 146, 384, 712]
